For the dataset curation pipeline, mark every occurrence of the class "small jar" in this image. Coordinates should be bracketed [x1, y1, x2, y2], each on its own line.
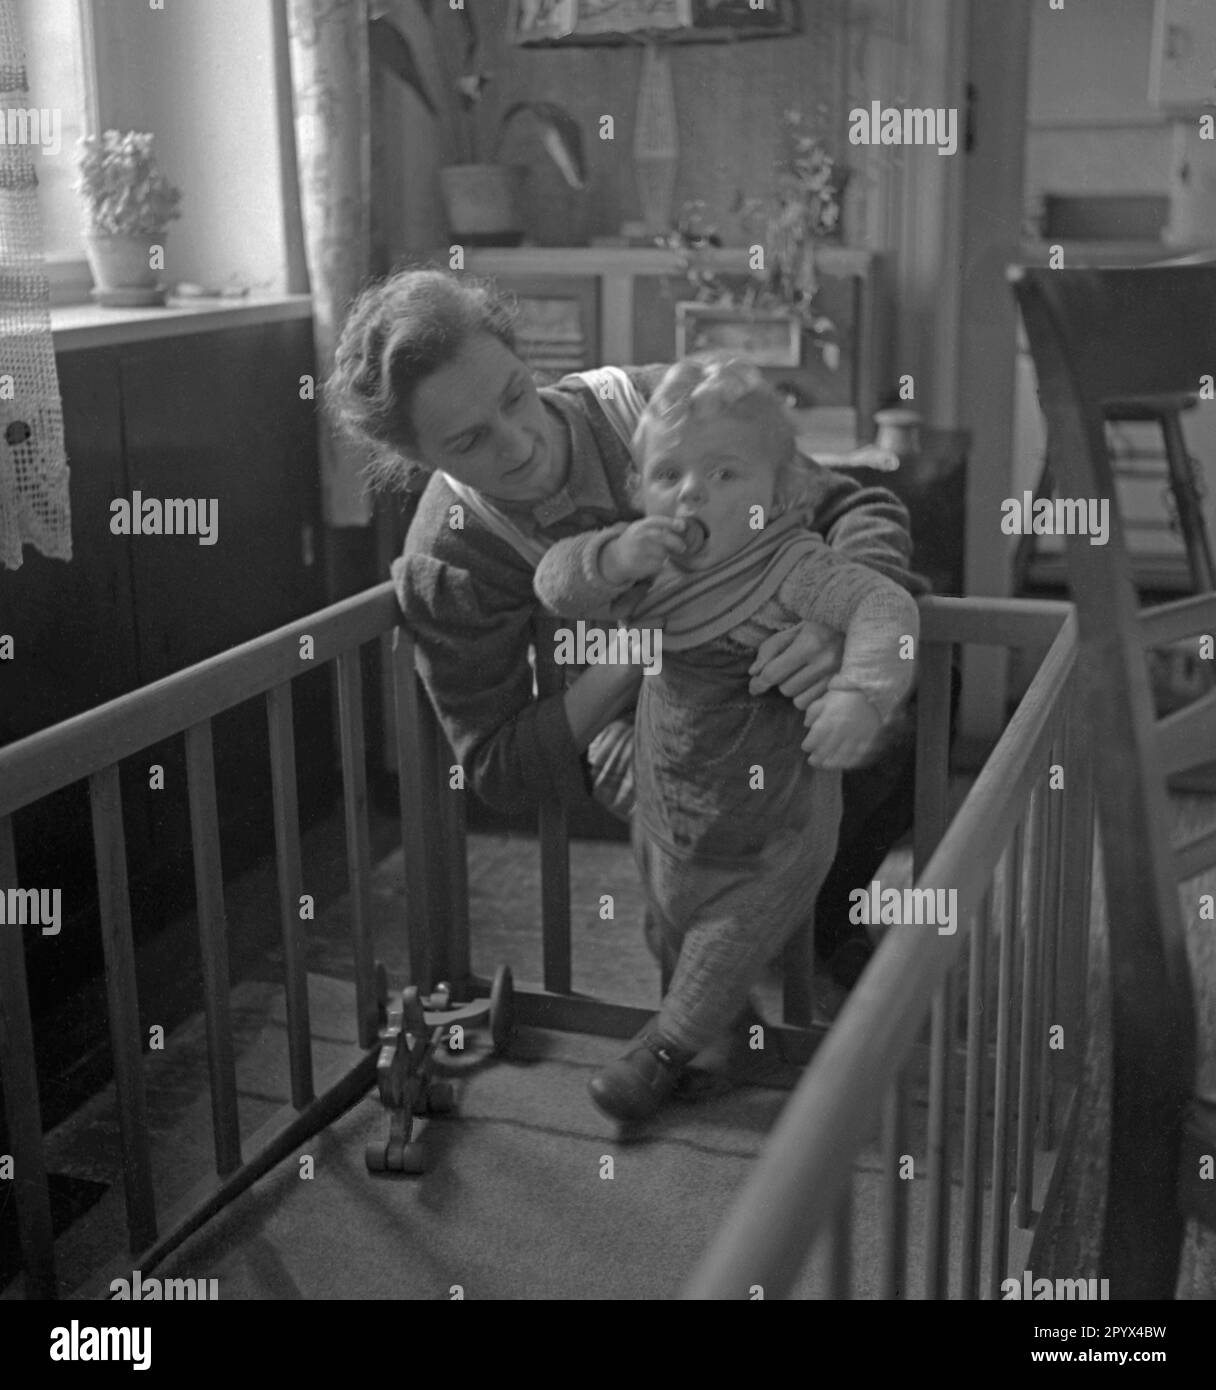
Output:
[874, 408, 921, 459]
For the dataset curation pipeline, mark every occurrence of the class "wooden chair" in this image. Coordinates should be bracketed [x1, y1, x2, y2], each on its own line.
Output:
[1010, 265, 1216, 1299]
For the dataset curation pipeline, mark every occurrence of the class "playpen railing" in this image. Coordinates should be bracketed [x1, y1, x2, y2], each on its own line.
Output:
[682, 597, 1090, 1298]
[0, 581, 413, 1299]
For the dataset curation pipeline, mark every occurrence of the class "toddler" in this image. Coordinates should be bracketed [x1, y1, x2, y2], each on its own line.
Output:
[533, 354, 920, 1123]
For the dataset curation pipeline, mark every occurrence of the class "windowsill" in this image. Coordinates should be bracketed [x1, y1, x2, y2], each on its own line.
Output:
[51, 293, 313, 352]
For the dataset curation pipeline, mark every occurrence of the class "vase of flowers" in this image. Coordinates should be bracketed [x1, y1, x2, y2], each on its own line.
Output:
[659, 110, 847, 369]
[75, 130, 182, 306]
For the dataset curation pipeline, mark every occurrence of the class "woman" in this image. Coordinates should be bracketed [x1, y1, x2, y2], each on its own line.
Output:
[326, 267, 926, 1026]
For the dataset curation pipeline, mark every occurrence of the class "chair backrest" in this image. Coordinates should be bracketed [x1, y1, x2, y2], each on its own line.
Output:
[1010, 265, 1216, 1297]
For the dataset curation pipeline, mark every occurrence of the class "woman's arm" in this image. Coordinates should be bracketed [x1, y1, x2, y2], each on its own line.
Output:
[393, 479, 607, 816]
[748, 465, 925, 703]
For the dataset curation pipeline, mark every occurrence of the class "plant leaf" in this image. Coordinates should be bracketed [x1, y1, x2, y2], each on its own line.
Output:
[499, 101, 586, 189]
[369, 15, 438, 117]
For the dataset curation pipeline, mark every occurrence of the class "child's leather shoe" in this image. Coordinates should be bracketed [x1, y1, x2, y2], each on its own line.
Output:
[589, 1034, 694, 1124]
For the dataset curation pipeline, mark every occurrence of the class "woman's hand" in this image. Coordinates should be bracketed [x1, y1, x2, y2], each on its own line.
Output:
[748, 619, 845, 709]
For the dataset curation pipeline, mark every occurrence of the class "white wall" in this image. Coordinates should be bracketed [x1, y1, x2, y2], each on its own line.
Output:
[93, 0, 288, 294]
[1024, 0, 1172, 202]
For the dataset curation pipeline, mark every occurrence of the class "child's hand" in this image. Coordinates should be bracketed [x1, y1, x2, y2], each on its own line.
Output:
[600, 517, 692, 585]
[800, 689, 884, 769]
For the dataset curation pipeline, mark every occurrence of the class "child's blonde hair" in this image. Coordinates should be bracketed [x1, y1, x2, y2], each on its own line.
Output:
[630, 352, 813, 515]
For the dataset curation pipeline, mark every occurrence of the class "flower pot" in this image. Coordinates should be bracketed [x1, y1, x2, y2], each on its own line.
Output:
[84, 233, 167, 306]
[439, 164, 529, 247]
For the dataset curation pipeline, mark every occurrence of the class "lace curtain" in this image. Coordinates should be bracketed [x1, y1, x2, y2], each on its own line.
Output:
[0, 0, 70, 570]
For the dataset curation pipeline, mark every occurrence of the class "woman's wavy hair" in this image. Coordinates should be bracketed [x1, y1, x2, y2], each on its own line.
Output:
[628, 351, 812, 516]
[324, 264, 519, 492]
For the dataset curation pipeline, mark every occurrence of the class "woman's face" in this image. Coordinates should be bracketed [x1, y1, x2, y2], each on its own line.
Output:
[408, 333, 562, 502]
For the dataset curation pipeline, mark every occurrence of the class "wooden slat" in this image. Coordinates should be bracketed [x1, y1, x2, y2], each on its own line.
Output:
[392, 630, 431, 990]
[1137, 590, 1216, 646]
[439, 743, 471, 988]
[1015, 785, 1045, 1229]
[1155, 687, 1216, 777]
[923, 970, 954, 1299]
[88, 766, 158, 1253]
[879, 1072, 909, 1299]
[0, 582, 401, 819]
[960, 890, 990, 1299]
[990, 830, 1022, 1299]
[1174, 823, 1216, 883]
[827, 1182, 852, 1298]
[267, 682, 314, 1102]
[0, 815, 57, 1298]
[913, 641, 954, 877]
[534, 621, 573, 995]
[1038, 741, 1064, 1151]
[1055, 696, 1093, 1093]
[184, 721, 242, 1177]
[917, 640, 958, 1302]
[918, 595, 1071, 648]
[335, 653, 376, 1047]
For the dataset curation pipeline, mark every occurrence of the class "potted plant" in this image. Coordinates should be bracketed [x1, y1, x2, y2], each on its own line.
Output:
[659, 110, 847, 369]
[370, 5, 585, 245]
[74, 130, 182, 306]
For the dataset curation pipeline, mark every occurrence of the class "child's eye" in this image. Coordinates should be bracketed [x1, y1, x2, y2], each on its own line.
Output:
[506, 389, 525, 408]
[456, 430, 483, 453]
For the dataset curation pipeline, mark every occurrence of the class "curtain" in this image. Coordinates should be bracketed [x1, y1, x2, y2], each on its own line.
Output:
[286, 0, 374, 528]
[0, 0, 70, 570]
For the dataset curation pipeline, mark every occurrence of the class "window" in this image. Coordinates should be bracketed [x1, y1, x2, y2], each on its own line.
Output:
[13, 0, 96, 300]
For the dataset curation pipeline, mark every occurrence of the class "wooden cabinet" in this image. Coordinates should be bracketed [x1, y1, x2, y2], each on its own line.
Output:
[1150, 0, 1216, 110]
[465, 246, 886, 433]
[0, 315, 332, 1007]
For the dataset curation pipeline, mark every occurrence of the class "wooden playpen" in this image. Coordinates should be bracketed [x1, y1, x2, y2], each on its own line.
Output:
[2, 578, 1134, 1299]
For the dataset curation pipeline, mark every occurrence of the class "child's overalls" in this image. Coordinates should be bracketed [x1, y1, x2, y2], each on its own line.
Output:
[634, 637, 842, 1054]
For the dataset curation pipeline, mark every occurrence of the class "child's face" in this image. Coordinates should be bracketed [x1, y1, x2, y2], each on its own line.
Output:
[637, 411, 779, 571]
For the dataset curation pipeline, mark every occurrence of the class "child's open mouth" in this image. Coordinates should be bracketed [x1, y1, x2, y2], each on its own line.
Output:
[681, 517, 709, 556]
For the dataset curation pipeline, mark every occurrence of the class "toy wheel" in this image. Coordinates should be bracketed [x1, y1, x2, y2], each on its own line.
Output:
[401, 986, 427, 1034]
[490, 965, 515, 1054]
[401, 1142, 427, 1175]
[365, 1140, 389, 1173]
[427, 1081, 456, 1114]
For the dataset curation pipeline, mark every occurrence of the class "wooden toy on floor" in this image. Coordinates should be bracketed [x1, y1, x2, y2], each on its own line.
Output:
[365, 965, 515, 1175]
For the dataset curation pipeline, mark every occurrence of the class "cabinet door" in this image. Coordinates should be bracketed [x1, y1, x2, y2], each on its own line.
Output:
[117, 320, 332, 892]
[0, 347, 150, 1008]
[1150, 0, 1216, 109]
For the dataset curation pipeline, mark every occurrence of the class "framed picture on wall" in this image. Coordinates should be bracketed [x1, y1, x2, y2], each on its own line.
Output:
[675, 302, 802, 367]
[510, 0, 800, 46]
